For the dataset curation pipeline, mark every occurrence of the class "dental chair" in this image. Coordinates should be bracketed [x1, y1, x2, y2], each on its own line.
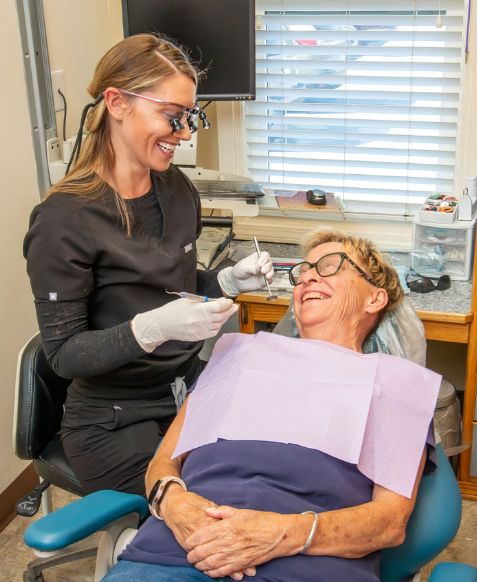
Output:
[20, 300, 467, 581]
[22, 442, 463, 582]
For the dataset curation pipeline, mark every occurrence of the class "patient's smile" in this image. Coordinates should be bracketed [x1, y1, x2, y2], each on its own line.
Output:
[302, 291, 330, 302]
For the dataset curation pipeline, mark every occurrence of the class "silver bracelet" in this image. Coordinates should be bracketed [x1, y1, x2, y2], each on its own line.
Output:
[300, 511, 319, 554]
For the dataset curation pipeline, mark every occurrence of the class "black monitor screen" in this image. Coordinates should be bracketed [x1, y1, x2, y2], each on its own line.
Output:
[122, 0, 255, 101]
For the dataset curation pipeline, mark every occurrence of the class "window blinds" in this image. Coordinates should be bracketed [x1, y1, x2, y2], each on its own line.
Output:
[246, 0, 466, 214]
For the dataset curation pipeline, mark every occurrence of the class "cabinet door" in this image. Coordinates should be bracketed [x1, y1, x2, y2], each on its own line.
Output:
[471, 424, 477, 477]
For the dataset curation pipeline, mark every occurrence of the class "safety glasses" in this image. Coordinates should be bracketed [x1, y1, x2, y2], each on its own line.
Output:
[289, 252, 378, 287]
[118, 89, 203, 133]
[406, 270, 451, 293]
[406, 267, 451, 293]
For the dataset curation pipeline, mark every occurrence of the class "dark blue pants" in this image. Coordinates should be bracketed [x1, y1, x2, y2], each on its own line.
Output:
[102, 560, 227, 581]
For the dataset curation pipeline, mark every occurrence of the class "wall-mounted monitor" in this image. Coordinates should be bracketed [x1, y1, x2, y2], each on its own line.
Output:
[122, 0, 255, 101]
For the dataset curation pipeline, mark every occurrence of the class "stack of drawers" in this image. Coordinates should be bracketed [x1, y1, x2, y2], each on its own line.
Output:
[412, 216, 477, 281]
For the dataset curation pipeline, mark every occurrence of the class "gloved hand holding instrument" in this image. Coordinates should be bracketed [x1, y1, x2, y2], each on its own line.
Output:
[132, 247, 273, 352]
[131, 297, 238, 352]
[217, 248, 274, 297]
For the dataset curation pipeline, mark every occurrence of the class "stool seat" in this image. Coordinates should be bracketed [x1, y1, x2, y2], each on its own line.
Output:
[14, 333, 91, 580]
[33, 436, 86, 497]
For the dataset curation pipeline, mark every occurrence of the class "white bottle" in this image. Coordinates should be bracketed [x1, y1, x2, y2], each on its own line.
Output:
[465, 177, 477, 203]
[458, 188, 472, 221]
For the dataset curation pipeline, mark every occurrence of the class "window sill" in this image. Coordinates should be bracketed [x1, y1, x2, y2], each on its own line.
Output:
[257, 194, 419, 223]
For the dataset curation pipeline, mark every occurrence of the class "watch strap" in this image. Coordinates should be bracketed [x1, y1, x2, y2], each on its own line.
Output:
[148, 476, 187, 520]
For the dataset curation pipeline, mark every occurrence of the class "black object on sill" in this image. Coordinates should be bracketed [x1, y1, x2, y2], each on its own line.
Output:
[406, 272, 451, 293]
[306, 189, 327, 206]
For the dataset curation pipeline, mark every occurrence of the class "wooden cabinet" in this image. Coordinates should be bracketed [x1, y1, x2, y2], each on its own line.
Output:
[235, 284, 477, 500]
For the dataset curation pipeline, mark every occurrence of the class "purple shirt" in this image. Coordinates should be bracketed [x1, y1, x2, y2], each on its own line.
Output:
[120, 435, 434, 581]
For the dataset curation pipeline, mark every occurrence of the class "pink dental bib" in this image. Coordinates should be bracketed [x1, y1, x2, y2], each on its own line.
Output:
[174, 332, 441, 497]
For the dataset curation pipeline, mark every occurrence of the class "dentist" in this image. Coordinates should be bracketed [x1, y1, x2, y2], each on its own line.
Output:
[24, 33, 272, 497]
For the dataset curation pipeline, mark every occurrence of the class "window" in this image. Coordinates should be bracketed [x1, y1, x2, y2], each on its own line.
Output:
[246, 0, 466, 215]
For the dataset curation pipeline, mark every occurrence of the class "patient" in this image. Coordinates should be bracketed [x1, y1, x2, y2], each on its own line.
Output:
[103, 228, 440, 582]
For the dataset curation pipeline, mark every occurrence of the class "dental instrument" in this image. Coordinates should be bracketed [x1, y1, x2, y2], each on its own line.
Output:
[252, 237, 278, 302]
[165, 290, 218, 302]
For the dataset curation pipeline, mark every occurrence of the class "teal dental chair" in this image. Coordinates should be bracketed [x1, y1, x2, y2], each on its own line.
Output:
[23, 442, 463, 582]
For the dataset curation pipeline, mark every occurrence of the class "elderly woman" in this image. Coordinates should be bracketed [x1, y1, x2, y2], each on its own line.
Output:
[103, 228, 439, 582]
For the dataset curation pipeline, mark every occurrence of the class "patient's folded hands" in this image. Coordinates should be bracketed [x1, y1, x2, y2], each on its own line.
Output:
[163, 493, 256, 580]
[185, 505, 290, 579]
[161, 489, 218, 549]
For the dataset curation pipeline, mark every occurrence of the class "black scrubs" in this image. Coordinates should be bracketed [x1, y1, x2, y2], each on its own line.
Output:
[24, 165, 222, 496]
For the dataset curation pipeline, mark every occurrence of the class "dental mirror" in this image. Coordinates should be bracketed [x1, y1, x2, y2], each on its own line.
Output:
[253, 237, 278, 302]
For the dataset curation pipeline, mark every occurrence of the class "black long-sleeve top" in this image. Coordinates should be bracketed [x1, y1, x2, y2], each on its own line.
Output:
[23, 166, 222, 400]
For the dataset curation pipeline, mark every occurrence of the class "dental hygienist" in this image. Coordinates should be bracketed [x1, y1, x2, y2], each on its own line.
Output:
[23, 33, 273, 497]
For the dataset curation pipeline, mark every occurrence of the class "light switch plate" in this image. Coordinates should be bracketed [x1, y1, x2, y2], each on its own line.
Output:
[51, 70, 65, 112]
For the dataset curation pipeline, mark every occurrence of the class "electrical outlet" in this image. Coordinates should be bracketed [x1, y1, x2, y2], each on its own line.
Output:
[51, 70, 65, 112]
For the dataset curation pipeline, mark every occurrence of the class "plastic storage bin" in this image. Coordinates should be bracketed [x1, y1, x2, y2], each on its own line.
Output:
[412, 216, 476, 281]
[419, 193, 458, 224]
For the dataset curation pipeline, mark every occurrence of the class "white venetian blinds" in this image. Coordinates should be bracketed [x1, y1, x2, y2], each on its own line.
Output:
[246, 0, 466, 214]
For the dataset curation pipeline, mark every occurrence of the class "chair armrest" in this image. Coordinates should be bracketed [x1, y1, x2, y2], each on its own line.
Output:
[24, 490, 148, 552]
[429, 562, 477, 581]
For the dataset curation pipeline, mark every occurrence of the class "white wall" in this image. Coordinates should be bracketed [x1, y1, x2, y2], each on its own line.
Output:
[0, 0, 42, 493]
[455, 2, 477, 188]
[42, 0, 216, 167]
[43, 0, 123, 142]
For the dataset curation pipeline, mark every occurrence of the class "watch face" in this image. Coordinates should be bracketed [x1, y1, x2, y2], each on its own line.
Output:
[147, 480, 162, 505]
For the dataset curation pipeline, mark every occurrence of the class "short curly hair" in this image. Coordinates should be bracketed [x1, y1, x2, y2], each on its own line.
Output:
[302, 228, 404, 314]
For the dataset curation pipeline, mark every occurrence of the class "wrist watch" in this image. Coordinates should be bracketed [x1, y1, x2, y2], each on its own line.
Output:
[148, 476, 187, 520]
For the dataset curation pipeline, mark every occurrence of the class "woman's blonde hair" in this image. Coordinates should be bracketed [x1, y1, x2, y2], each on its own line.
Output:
[46, 33, 199, 233]
[302, 228, 404, 314]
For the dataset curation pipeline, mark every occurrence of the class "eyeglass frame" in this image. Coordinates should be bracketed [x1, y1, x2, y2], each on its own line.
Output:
[289, 252, 378, 287]
[116, 89, 201, 133]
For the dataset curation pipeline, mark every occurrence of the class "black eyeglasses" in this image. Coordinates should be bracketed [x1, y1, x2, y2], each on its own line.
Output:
[289, 252, 378, 287]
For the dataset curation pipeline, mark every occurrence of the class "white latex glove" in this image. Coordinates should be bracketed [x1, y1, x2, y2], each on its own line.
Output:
[131, 298, 238, 353]
[217, 251, 274, 297]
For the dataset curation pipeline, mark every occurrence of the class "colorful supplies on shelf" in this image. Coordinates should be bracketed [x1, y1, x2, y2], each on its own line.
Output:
[420, 193, 458, 223]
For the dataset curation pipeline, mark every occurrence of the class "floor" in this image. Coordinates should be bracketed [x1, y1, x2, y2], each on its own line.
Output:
[0, 487, 476, 582]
